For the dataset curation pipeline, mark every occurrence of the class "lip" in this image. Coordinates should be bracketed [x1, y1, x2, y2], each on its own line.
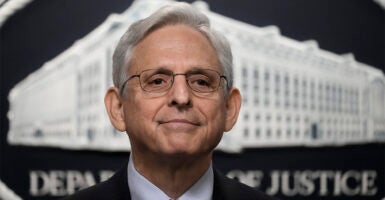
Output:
[159, 119, 200, 126]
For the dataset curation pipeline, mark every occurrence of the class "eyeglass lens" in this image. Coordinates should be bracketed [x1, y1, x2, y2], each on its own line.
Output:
[139, 69, 222, 93]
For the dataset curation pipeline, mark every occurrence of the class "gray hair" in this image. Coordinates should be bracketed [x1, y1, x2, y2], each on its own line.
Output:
[112, 2, 233, 94]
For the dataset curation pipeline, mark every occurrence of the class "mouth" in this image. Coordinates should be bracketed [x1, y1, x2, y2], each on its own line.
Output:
[159, 119, 200, 126]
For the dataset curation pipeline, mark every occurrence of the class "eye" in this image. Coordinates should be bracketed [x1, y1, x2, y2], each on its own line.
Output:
[146, 74, 170, 86]
[189, 74, 212, 88]
[141, 72, 172, 91]
[149, 77, 166, 85]
[139, 69, 174, 92]
[194, 79, 210, 86]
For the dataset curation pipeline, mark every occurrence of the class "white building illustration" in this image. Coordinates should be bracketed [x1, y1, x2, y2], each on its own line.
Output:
[7, 0, 385, 152]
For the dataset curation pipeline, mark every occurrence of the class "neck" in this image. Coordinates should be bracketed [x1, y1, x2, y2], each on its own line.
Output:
[131, 150, 212, 199]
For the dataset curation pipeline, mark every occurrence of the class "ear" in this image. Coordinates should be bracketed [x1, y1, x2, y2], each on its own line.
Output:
[104, 87, 126, 132]
[224, 88, 242, 132]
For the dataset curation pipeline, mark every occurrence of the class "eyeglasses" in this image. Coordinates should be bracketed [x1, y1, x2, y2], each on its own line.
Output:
[120, 68, 227, 94]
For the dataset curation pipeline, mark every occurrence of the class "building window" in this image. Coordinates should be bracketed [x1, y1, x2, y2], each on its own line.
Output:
[266, 129, 271, 138]
[255, 128, 260, 138]
[264, 98, 270, 106]
[264, 69, 270, 93]
[330, 84, 337, 113]
[284, 74, 290, 92]
[302, 79, 308, 110]
[243, 96, 248, 104]
[242, 67, 248, 91]
[242, 66, 248, 77]
[310, 81, 315, 110]
[264, 70, 270, 81]
[254, 97, 259, 105]
[275, 97, 280, 107]
[254, 69, 259, 79]
[344, 88, 349, 113]
[244, 113, 249, 121]
[295, 116, 300, 123]
[253, 69, 259, 92]
[287, 129, 291, 138]
[284, 74, 290, 108]
[276, 115, 282, 122]
[354, 89, 359, 115]
[275, 72, 280, 95]
[266, 114, 271, 122]
[318, 83, 323, 112]
[337, 85, 342, 113]
[253, 81, 259, 92]
[286, 115, 291, 123]
[255, 114, 260, 121]
[294, 76, 299, 102]
[295, 129, 300, 137]
[325, 83, 330, 112]
[276, 129, 282, 138]
[327, 130, 332, 138]
[244, 128, 249, 137]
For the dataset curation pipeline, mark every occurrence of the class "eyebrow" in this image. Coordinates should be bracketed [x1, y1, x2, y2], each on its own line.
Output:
[153, 67, 172, 73]
[150, 66, 217, 74]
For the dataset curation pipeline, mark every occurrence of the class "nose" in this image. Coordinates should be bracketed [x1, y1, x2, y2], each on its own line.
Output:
[168, 75, 192, 108]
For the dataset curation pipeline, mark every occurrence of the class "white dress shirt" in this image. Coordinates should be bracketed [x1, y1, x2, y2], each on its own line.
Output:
[127, 155, 213, 200]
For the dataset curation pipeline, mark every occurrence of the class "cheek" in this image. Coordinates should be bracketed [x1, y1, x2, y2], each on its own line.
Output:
[201, 100, 227, 130]
[199, 101, 227, 150]
[123, 96, 162, 133]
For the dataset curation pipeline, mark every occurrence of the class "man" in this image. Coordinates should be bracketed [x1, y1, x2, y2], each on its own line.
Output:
[64, 2, 277, 200]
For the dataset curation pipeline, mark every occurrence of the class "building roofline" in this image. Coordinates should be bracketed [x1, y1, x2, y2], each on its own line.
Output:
[0, 0, 33, 28]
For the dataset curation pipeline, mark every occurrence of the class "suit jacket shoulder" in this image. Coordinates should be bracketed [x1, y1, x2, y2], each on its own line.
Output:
[61, 166, 131, 200]
[62, 165, 278, 200]
[212, 169, 278, 200]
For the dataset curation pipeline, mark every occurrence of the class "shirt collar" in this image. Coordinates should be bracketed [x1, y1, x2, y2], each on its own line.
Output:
[127, 155, 213, 200]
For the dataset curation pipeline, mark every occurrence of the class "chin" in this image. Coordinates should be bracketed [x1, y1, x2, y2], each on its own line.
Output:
[163, 147, 196, 156]
[161, 144, 211, 159]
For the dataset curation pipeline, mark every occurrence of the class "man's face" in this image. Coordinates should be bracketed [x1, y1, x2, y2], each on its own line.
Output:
[118, 25, 233, 157]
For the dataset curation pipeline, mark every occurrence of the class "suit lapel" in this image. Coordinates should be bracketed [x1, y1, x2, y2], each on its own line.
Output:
[212, 169, 233, 200]
[112, 163, 132, 200]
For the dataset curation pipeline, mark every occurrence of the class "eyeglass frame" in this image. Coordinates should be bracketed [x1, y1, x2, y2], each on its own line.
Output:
[119, 68, 228, 94]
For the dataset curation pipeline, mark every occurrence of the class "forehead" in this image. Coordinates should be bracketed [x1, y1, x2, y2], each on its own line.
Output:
[129, 25, 221, 73]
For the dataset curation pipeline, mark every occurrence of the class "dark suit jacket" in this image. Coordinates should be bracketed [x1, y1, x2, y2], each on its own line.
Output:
[63, 165, 277, 200]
